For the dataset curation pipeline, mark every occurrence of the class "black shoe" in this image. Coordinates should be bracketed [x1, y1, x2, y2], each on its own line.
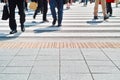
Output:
[21, 24, 25, 32]
[109, 14, 112, 17]
[58, 24, 62, 27]
[104, 16, 109, 20]
[9, 30, 17, 34]
[52, 19, 57, 25]
[43, 20, 49, 23]
[94, 16, 98, 19]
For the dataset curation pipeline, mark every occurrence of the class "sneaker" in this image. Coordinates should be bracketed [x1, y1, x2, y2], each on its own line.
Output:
[94, 16, 98, 19]
[104, 16, 109, 20]
[9, 30, 17, 34]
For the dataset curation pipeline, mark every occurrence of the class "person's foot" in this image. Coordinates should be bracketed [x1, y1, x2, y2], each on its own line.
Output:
[104, 16, 109, 20]
[9, 30, 17, 34]
[21, 24, 25, 32]
[57, 24, 62, 27]
[52, 19, 57, 25]
[33, 14, 36, 19]
[109, 14, 112, 17]
[94, 16, 98, 19]
[43, 20, 49, 22]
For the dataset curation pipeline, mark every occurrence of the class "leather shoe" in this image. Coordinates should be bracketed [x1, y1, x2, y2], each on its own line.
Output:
[21, 24, 25, 32]
[9, 30, 17, 34]
[52, 19, 57, 25]
[58, 24, 62, 27]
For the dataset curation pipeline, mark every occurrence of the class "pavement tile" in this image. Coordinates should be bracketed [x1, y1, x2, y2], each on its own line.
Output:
[36, 55, 59, 61]
[93, 74, 120, 80]
[31, 66, 59, 74]
[89, 66, 120, 74]
[0, 67, 5, 73]
[87, 61, 115, 66]
[61, 61, 89, 73]
[0, 48, 20, 56]
[0, 56, 14, 61]
[2, 67, 32, 73]
[34, 61, 59, 66]
[7, 60, 34, 67]
[12, 56, 36, 61]
[16, 48, 39, 56]
[102, 48, 120, 60]
[61, 74, 93, 80]
[60, 48, 84, 60]
[38, 48, 59, 56]
[0, 61, 10, 67]
[28, 74, 59, 80]
[0, 74, 29, 80]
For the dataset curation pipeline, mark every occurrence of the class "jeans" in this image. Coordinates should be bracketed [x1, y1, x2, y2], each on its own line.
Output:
[49, 0, 64, 25]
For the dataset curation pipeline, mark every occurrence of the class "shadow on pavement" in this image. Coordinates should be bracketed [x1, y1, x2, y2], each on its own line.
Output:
[34, 25, 61, 33]
[0, 32, 21, 41]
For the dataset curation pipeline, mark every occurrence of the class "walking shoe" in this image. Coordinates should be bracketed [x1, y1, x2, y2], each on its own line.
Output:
[57, 24, 62, 27]
[52, 19, 57, 25]
[43, 20, 49, 23]
[9, 30, 17, 34]
[109, 14, 112, 17]
[104, 16, 109, 20]
[21, 24, 25, 32]
[94, 16, 98, 19]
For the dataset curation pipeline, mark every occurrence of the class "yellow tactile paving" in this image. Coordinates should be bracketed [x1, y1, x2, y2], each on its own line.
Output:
[0, 42, 120, 48]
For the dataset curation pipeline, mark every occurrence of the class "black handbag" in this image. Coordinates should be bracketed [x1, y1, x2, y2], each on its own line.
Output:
[1, 4, 9, 20]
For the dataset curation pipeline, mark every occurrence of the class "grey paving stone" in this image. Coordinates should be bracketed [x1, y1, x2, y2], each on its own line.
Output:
[38, 48, 59, 56]
[17, 48, 39, 56]
[0, 61, 10, 67]
[112, 61, 120, 69]
[36, 55, 59, 61]
[81, 48, 109, 61]
[61, 61, 89, 73]
[93, 74, 120, 80]
[12, 56, 36, 61]
[87, 61, 115, 66]
[2, 67, 32, 73]
[0, 74, 29, 80]
[0, 48, 20, 56]
[0, 67, 5, 73]
[60, 48, 84, 60]
[89, 66, 120, 74]
[7, 60, 34, 67]
[102, 48, 120, 60]
[28, 74, 59, 80]
[34, 61, 59, 66]
[61, 74, 93, 80]
[0, 56, 14, 61]
[31, 66, 59, 74]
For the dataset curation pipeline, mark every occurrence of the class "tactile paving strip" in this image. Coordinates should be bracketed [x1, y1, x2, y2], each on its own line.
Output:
[0, 42, 120, 48]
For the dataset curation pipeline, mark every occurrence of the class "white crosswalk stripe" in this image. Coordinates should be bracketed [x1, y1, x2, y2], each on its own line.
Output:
[0, 2, 120, 38]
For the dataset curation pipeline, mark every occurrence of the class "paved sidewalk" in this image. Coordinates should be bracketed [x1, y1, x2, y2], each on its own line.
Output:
[0, 47, 120, 80]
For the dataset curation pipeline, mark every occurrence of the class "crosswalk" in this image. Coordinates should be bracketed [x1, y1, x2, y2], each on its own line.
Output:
[0, 2, 120, 38]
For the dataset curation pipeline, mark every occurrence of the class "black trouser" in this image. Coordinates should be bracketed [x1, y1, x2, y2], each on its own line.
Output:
[8, 0, 25, 31]
[34, 0, 48, 20]
[106, 2, 112, 15]
[43, 0, 48, 21]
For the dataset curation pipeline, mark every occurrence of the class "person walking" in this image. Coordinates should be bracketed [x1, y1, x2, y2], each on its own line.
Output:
[106, 0, 114, 17]
[49, 0, 64, 27]
[4, 0, 25, 34]
[33, 0, 49, 22]
[93, 0, 109, 20]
